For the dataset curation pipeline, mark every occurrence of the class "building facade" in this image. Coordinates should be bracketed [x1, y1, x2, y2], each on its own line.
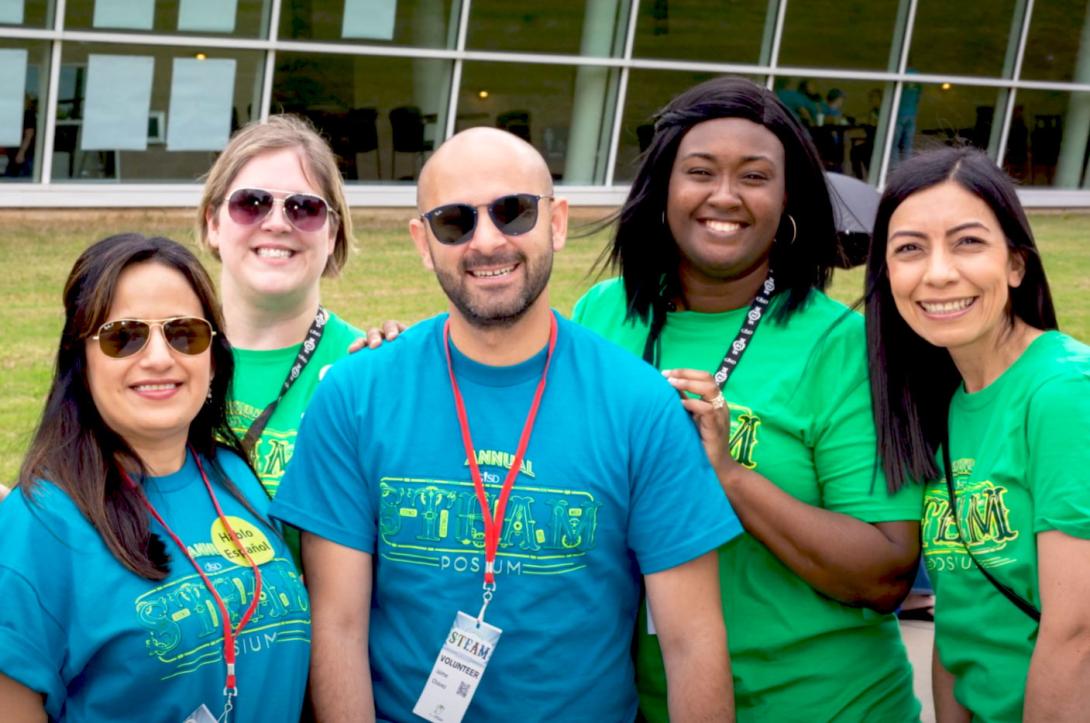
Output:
[2, 0, 1090, 207]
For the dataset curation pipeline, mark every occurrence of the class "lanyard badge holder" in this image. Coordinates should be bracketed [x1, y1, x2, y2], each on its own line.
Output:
[412, 316, 557, 723]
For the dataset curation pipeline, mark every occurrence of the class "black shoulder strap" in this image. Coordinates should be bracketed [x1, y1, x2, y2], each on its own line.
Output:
[941, 439, 1041, 622]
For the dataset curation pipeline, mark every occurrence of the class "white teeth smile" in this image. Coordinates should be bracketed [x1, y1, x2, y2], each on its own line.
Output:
[134, 383, 178, 392]
[257, 248, 293, 259]
[920, 298, 975, 313]
[704, 220, 742, 233]
[470, 266, 515, 278]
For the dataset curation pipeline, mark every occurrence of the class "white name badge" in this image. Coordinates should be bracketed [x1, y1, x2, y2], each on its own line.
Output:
[413, 611, 503, 723]
[183, 704, 217, 723]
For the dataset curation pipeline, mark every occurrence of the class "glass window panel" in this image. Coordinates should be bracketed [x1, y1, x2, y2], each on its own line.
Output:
[778, 0, 901, 71]
[908, 0, 1019, 78]
[0, 39, 48, 182]
[466, 0, 628, 56]
[773, 76, 894, 183]
[1003, 89, 1090, 188]
[52, 42, 263, 182]
[65, 0, 270, 37]
[1, 0, 52, 27]
[1021, 0, 1090, 83]
[456, 61, 619, 184]
[890, 81, 1005, 170]
[280, 0, 457, 47]
[272, 52, 453, 182]
[631, 0, 769, 64]
[612, 71, 763, 184]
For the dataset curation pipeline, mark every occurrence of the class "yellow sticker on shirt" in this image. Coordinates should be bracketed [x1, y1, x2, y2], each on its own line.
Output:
[211, 516, 274, 566]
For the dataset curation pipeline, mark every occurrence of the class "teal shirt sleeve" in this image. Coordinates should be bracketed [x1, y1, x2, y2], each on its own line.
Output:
[0, 567, 67, 711]
[0, 487, 82, 716]
[270, 351, 378, 553]
[627, 385, 744, 573]
[1029, 374, 1090, 538]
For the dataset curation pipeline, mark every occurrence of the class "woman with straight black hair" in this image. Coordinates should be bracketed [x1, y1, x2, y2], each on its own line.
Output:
[867, 146, 1090, 722]
[574, 76, 923, 721]
[0, 234, 309, 721]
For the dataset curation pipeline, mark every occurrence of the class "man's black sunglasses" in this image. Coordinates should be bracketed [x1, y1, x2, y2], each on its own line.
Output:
[421, 193, 553, 245]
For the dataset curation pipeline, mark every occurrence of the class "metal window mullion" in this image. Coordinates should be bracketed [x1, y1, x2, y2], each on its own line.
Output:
[40, 0, 68, 184]
[603, 0, 640, 187]
[258, 0, 283, 120]
[765, 0, 788, 88]
[878, 0, 918, 188]
[0, 26, 59, 40]
[442, 0, 473, 142]
[54, 29, 273, 49]
[996, 0, 1035, 165]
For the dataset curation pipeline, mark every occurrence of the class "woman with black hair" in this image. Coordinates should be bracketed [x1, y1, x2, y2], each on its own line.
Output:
[574, 76, 922, 721]
[866, 147, 1090, 722]
[0, 234, 309, 721]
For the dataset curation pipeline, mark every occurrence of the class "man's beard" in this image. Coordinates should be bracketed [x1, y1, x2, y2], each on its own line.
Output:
[433, 248, 553, 329]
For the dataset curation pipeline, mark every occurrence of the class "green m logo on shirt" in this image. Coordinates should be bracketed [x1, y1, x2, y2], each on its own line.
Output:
[923, 462, 1021, 560]
[728, 403, 761, 470]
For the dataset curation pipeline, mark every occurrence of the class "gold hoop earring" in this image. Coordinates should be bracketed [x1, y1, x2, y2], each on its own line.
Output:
[784, 214, 797, 245]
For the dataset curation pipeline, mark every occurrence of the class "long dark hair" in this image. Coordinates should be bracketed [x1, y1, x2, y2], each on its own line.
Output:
[866, 147, 1057, 491]
[18, 233, 264, 580]
[608, 76, 840, 346]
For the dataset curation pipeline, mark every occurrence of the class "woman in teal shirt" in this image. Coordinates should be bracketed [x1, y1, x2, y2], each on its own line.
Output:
[0, 234, 309, 721]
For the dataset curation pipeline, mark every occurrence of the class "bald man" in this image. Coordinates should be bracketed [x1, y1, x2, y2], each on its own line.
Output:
[272, 128, 741, 722]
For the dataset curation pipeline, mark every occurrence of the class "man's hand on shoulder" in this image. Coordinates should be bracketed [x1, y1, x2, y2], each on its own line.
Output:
[348, 319, 408, 354]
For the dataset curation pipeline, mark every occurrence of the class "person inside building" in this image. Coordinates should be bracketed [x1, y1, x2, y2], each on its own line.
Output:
[573, 75, 924, 721]
[2, 94, 36, 179]
[270, 126, 741, 721]
[197, 114, 399, 563]
[866, 146, 1090, 722]
[0, 233, 309, 721]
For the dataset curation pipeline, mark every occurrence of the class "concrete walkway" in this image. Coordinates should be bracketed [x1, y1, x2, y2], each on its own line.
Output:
[900, 619, 935, 723]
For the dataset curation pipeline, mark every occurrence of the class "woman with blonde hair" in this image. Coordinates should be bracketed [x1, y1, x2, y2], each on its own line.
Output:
[198, 115, 397, 562]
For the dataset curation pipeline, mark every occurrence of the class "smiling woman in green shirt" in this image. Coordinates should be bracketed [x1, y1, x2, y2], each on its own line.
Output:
[197, 116, 401, 563]
[866, 147, 1090, 722]
[573, 76, 922, 722]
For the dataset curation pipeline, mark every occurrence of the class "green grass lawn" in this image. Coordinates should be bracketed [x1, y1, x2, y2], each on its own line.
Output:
[1, 209, 1087, 486]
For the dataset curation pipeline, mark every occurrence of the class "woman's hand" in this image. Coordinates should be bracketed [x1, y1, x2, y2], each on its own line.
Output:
[661, 368, 737, 474]
[662, 369, 918, 612]
[348, 320, 407, 354]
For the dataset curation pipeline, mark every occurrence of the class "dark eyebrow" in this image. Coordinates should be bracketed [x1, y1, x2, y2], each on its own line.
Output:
[889, 229, 927, 241]
[678, 151, 775, 163]
[946, 221, 989, 236]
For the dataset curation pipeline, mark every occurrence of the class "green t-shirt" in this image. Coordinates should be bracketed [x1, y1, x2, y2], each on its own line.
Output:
[925, 330, 1090, 723]
[573, 279, 922, 723]
[227, 310, 362, 562]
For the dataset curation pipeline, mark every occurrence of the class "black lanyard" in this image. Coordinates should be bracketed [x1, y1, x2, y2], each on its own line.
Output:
[941, 438, 1041, 622]
[642, 272, 775, 391]
[242, 306, 328, 452]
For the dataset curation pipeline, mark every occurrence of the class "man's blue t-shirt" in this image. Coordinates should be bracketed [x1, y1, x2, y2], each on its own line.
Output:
[0, 450, 310, 722]
[271, 311, 742, 721]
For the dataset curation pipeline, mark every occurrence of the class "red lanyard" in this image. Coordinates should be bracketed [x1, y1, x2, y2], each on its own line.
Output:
[122, 451, 263, 698]
[443, 315, 557, 589]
